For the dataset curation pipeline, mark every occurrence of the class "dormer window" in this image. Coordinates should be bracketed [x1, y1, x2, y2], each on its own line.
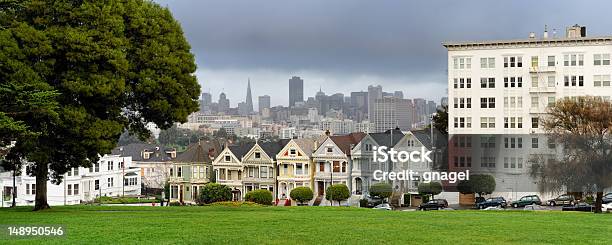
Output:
[225, 155, 231, 162]
[290, 149, 296, 155]
[326, 147, 333, 153]
[255, 152, 261, 159]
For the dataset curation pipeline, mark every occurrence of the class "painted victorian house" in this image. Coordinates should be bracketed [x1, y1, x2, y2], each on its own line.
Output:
[312, 131, 365, 205]
[168, 140, 221, 204]
[240, 140, 289, 198]
[275, 138, 315, 205]
[350, 129, 403, 198]
[212, 143, 252, 201]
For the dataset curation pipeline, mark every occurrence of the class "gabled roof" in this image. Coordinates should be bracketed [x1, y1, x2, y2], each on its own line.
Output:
[228, 142, 256, 160]
[259, 139, 291, 160]
[329, 132, 366, 155]
[369, 129, 404, 148]
[174, 140, 223, 163]
[293, 138, 315, 157]
[410, 130, 432, 150]
[111, 143, 175, 162]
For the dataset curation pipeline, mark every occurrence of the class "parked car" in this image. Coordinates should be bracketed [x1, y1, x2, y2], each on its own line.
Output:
[561, 202, 594, 212]
[476, 197, 507, 209]
[418, 199, 448, 211]
[547, 194, 576, 206]
[602, 203, 612, 212]
[523, 205, 549, 211]
[474, 196, 485, 205]
[602, 193, 612, 204]
[364, 195, 384, 208]
[373, 203, 392, 210]
[511, 195, 542, 208]
[482, 206, 504, 211]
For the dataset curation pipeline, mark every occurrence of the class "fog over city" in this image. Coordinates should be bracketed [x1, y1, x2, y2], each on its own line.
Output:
[155, 0, 612, 107]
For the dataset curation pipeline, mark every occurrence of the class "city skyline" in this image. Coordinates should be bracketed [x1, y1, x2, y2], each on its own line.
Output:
[155, 0, 612, 107]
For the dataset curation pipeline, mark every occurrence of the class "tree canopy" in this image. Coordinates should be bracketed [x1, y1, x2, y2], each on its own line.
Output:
[369, 182, 392, 199]
[0, 0, 200, 210]
[325, 184, 350, 206]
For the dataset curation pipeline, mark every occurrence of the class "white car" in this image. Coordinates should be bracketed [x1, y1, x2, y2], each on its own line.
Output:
[373, 203, 392, 210]
[602, 203, 612, 212]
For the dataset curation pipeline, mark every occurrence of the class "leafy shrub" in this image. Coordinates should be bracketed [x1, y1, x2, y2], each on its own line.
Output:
[169, 201, 182, 206]
[198, 183, 232, 204]
[418, 182, 442, 199]
[290, 187, 314, 205]
[369, 183, 393, 199]
[325, 184, 350, 206]
[584, 195, 594, 204]
[359, 199, 368, 207]
[244, 189, 273, 205]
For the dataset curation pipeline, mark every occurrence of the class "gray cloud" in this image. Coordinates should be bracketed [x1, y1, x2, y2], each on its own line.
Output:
[155, 0, 612, 106]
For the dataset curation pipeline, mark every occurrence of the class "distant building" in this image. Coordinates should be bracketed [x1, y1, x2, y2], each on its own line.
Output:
[218, 92, 230, 114]
[393, 91, 404, 99]
[280, 127, 296, 139]
[319, 118, 355, 135]
[258, 95, 270, 113]
[289, 76, 304, 107]
[367, 85, 382, 120]
[245, 79, 254, 114]
[372, 97, 414, 132]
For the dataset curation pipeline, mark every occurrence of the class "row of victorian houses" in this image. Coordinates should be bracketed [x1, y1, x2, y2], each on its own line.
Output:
[163, 129, 440, 206]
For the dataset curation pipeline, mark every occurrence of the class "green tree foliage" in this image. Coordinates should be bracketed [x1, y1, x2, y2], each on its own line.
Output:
[531, 97, 612, 213]
[244, 189, 273, 205]
[158, 125, 207, 149]
[369, 182, 393, 199]
[431, 105, 448, 135]
[198, 183, 232, 204]
[1, 0, 200, 210]
[290, 187, 314, 205]
[325, 184, 350, 206]
[418, 182, 442, 199]
[457, 174, 496, 197]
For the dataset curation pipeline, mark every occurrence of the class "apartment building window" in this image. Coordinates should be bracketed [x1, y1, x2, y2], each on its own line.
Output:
[453, 117, 472, 128]
[504, 96, 522, 108]
[67, 184, 72, 195]
[564, 54, 584, 66]
[504, 56, 522, 67]
[531, 117, 539, 128]
[532, 76, 539, 87]
[480, 98, 495, 108]
[503, 157, 523, 169]
[171, 186, 178, 199]
[94, 180, 100, 190]
[532, 138, 539, 148]
[454, 156, 471, 167]
[531, 56, 538, 67]
[480, 57, 495, 68]
[200, 166, 205, 179]
[480, 77, 495, 88]
[224, 155, 231, 162]
[94, 162, 100, 172]
[454, 98, 471, 109]
[504, 77, 522, 88]
[480, 117, 495, 128]
[456, 136, 472, 148]
[547, 56, 555, 66]
[332, 161, 341, 172]
[290, 149, 296, 155]
[254, 152, 261, 159]
[547, 76, 556, 87]
[547, 97, 556, 106]
[108, 161, 113, 171]
[480, 157, 496, 168]
[563, 75, 584, 87]
[504, 137, 522, 149]
[453, 78, 472, 89]
[193, 166, 199, 179]
[503, 117, 522, 128]
[453, 57, 471, 69]
[531, 96, 539, 108]
[74, 184, 79, 195]
[594, 75, 611, 87]
[26, 184, 34, 195]
[548, 139, 556, 149]
[177, 167, 182, 177]
[319, 163, 324, 172]
[107, 177, 114, 187]
[480, 136, 495, 148]
[593, 54, 610, 66]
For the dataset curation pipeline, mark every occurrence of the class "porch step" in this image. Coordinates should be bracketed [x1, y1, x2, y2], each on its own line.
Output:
[313, 196, 323, 206]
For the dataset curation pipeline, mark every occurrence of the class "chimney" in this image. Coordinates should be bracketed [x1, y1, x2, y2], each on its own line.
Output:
[543, 25, 549, 39]
[325, 129, 331, 136]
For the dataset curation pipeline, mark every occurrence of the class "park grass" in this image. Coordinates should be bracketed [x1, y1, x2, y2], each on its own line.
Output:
[0, 205, 610, 244]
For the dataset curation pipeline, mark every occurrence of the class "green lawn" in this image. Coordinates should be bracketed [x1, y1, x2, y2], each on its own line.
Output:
[0, 205, 610, 244]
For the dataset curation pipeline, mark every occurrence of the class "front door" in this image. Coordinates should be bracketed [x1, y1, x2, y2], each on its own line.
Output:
[317, 181, 324, 196]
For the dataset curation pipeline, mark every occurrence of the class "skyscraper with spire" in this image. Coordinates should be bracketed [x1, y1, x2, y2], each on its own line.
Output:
[245, 78, 253, 113]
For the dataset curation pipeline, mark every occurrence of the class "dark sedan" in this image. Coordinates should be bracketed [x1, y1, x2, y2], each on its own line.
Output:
[476, 197, 507, 209]
[561, 203, 594, 212]
[419, 199, 448, 211]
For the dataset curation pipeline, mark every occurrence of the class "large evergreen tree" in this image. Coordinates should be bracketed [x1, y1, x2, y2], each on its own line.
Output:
[0, 0, 200, 210]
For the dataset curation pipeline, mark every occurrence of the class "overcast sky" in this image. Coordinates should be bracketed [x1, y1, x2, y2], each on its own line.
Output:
[155, 0, 612, 107]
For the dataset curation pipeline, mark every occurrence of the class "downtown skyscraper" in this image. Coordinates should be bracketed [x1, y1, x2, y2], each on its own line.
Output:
[289, 76, 304, 107]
